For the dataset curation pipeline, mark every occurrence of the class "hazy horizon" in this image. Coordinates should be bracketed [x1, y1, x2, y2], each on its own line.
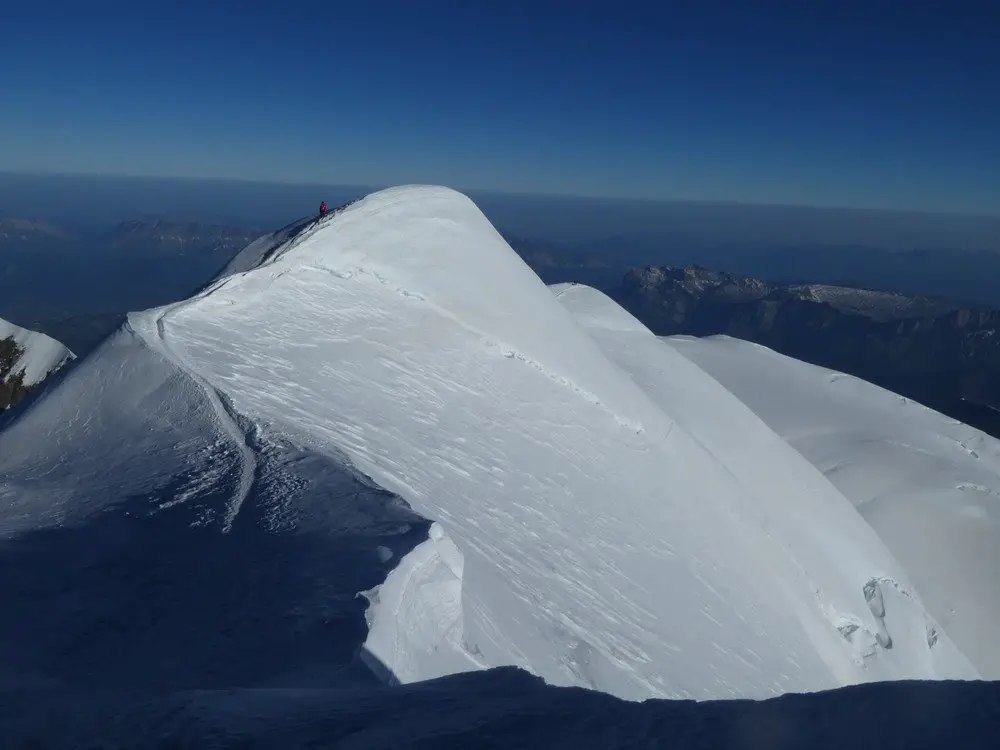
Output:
[2, 171, 998, 253]
[6, 167, 1000, 220]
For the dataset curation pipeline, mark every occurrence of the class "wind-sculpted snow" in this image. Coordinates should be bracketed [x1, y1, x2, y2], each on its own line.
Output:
[667, 334, 1000, 678]
[0, 187, 981, 706]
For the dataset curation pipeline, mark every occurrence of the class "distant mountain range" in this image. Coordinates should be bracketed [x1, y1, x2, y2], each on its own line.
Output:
[0, 217, 261, 254]
[608, 265, 1000, 437]
[109, 220, 263, 254]
[508, 234, 1000, 311]
[0, 217, 74, 245]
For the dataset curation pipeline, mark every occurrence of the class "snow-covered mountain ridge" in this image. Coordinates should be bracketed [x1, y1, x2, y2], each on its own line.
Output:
[0, 186, 989, 705]
[0, 317, 74, 409]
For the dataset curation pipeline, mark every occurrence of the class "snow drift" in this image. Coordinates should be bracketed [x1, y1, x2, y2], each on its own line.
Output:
[0, 186, 981, 703]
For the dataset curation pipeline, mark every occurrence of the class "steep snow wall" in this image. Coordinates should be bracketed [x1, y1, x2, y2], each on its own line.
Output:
[666, 334, 1000, 679]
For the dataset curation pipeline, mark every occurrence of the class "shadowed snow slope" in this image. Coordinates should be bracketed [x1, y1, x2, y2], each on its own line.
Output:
[666, 334, 1000, 679]
[0, 187, 980, 704]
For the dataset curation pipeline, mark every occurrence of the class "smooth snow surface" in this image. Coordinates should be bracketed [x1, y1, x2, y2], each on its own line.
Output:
[0, 187, 981, 706]
[667, 334, 1000, 679]
[0, 317, 74, 388]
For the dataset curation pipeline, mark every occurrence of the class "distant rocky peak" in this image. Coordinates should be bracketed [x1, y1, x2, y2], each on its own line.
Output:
[625, 265, 771, 302]
[625, 265, 671, 289]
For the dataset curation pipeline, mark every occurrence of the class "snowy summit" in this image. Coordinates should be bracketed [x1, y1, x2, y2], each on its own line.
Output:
[0, 186, 991, 708]
[0, 317, 73, 410]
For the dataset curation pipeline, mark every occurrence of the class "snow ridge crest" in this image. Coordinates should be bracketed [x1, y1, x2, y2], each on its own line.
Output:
[170, 186, 677, 439]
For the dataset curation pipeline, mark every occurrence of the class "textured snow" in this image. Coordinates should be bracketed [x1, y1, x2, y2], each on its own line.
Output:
[0, 186, 982, 706]
[666, 334, 1000, 678]
[0, 317, 74, 389]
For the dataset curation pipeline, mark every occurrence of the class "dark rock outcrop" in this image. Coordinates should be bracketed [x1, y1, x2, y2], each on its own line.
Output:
[0, 337, 30, 409]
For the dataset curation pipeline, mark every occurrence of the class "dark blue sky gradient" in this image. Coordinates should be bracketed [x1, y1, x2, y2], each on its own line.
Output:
[1, 1, 997, 212]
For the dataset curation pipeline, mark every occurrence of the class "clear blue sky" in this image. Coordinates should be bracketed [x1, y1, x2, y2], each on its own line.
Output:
[1, 1, 997, 213]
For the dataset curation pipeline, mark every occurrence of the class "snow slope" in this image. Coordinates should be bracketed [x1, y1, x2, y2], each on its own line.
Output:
[0, 186, 979, 704]
[0, 317, 74, 389]
[553, 283, 979, 678]
[666, 334, 1000, 678]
